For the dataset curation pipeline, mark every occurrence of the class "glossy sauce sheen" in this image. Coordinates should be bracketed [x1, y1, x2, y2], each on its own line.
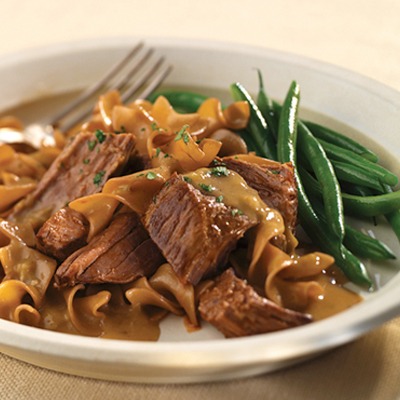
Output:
[184, 167, 362, 321]
[184, 167, 282, 227]
[305, 272, 362, 320]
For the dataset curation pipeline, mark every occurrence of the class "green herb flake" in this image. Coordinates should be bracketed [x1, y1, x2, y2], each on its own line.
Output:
[183, 176, 192, 183]
[83, 158, 90, 165]
[115, 126, 127, 134]
[216, 195, 224, 203]
[231, 209, 244, 217]
[211, 159, 225, 166]
[163, 153, 170, 158]
[146, 172, 157, 180]
[151, 122, 160, 131]
[93, 170, 106, 186]
[95, 129, 106, 143]
[270, 170, 280, 175]
[199, 183, 213, 193]
[174, 124, 190, 142]
[211, 166, 229, 177]
[88, 140, 97, 151]
[155, 147, 161, 157]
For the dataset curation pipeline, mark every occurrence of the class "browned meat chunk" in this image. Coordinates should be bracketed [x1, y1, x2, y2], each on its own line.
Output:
[198, 269, 312, 338]
[221, 157, 298, 231]
[55, 213, 164, 287]
[143, 174, 257, 285]
[11, 131, 135, 226]
[36, 207, 89, 262]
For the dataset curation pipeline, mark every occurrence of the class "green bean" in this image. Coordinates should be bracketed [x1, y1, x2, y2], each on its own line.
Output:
[343, 184, 400, 242]
[345, 184, 373, 197]
[304, 121, 379, 163]
[256, 70, 279, 140]
[230, 82, 277, 160]
[274, 100, 396, 188]
[309, 191, 395, 260]
[300, 207, 372, 287]
[379, 184, 400, 242]
[317, 139, 398, 186]
[342, 191, 400, 217]
[331, 160, 384, 191]
[276, 83, 371, 287]
[297, 121, 345, 241]
[344, 225, 396, 260]
[146, 90, 208, 113]
[302, 168, 400, 218]
[277, 81, 300, 163]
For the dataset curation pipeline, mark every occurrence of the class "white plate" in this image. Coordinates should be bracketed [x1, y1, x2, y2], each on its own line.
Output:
[0, 37, 399, 384]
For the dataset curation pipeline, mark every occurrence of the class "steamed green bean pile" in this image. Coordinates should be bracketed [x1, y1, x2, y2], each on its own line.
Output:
[148, 75, 400, 289]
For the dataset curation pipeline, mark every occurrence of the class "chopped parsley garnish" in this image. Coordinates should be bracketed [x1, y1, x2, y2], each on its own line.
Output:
[183, 133, 190, 144]
[183, 176, 192, 183]
[146, 172, 157, 180]
[210, 166, 229, 177]
[83, 158, 90, 165]
[199, 183, 213, 192]
[163, 153, 170, 158]
[87, 140, 97, 151]
[151, 122, 160, 131]
[216, 195, 224, 203]
[115, 126, 127, 134]
[174, 124, 190, 143]
[95, 129, 106, 143]
[155, 147, 161, 157]
[211, 159, 226, 166]
[231, 209, 244, 217]
[93, 170, 106, 186]
[270, 170, 280, 175]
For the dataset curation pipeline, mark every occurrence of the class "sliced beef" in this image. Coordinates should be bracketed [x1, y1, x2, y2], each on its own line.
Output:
[36, 207, 89, 262]
[55, 212, 164, 287]
[221, 157, 298, 231]
[10, 131, 135, 226]
[199, 268, 312, 338]
[143, 174, 257, 285]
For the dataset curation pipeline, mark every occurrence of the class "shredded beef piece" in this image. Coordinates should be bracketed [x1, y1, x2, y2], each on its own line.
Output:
[198, 268, 312, 338]
[10, 131, 135, 226]
[143, 174, 257, 285]
[55, 213, 164, 287]
[36, 207, 89, 262]
[221, 157, 298, 231]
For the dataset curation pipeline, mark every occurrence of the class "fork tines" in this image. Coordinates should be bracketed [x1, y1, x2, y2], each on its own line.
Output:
[53, 42, 172, 131]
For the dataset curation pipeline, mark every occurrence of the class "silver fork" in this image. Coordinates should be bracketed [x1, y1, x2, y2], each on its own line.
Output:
[0, 42, 172, 149]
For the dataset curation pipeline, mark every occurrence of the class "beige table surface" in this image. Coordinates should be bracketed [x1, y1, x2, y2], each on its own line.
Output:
[0, 0, 400, 399]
